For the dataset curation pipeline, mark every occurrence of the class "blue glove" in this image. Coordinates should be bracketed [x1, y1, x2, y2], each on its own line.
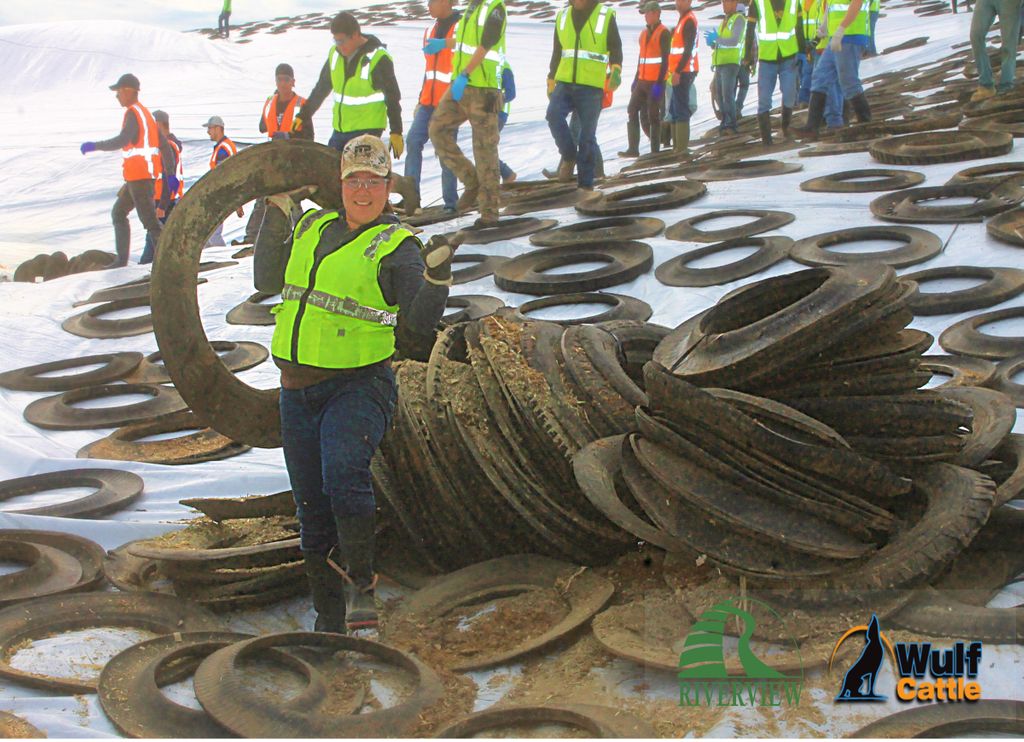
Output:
[703, 29, 719, 47]
[501, 66, 516, 103]
[423, 37, 447, 55]
[166, 175, 180, 194]
[80, 142, 96, 155]
[652, 82, 664, 99]
[450, 73, 469, 102]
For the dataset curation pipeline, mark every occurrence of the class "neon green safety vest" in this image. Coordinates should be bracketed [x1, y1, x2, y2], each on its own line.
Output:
[803, 0, 821, 40]
[554, 3, 615, 89]
[754, 0, 800, 59]
[271, 212, 414, 369]
[328, 45, 391, 133]
[870, 0, 879, 12]
[827, 0, 869, 35]
[452, 0, 507, 89]
[712, 13, 744, 66]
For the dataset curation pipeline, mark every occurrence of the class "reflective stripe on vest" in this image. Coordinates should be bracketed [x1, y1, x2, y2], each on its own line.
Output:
[329, 45, 390, 133]
[637, 23, 667, 82]
[121, 103, 161, 182]
[420, 21, 458, 106]
[712, 13, 744, 66]
[209, 137, 237, 170]
[154, 138, 184, 202]
[668, 11, 699, 74]
[803, 0, 821, 37]
[827, 0, 869, 34]
[262, 93, 305, 138]
[452, 0, 507, 89]
[555, 4, 615, 88]
[755, 0, 800, 59]
[271, 215, 411, 368]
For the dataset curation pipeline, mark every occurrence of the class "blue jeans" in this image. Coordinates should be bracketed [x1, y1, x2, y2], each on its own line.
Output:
[970, 0, 1022, 92]
[328, 128, 384, 152]
[668, 72, 697, 122]
[798, 53, 813, 103]
[811, 42, 865, 99]
[497, 112, 514, 181]
[280, 365, 397, 554]
[868, 11, 879, 54]
[715, 65, 740, 131]
[141, 202, 173, 264]
[736, 64, 751, 115]
[546, 82, 604, 187]
[405, 104, 458, 210]
[757, 57, 798, 114]
[814, 49, 846, 128]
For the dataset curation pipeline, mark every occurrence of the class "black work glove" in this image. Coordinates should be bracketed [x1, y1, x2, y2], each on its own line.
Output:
[422, 234, 461, 286]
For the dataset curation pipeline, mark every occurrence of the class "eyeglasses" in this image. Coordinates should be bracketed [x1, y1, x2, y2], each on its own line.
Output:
[343, 177, 387, 191]
[276, 75, 294, 83]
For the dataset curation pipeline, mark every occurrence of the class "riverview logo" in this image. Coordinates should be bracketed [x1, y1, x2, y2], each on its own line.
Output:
[830, 614, 983, 703]
[678, 597, 804, 708]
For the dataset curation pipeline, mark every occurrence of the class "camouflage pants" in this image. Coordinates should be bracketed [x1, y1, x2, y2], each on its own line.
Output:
[428, 86, 502, 219]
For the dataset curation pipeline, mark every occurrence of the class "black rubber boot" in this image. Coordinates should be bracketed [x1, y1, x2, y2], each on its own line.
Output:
[303, 551, 346, 633]
[791, 91, 826, 141]
[781, 107, 794, 140]
[757, 112, 773, 146]
[331, 514, 379, 632]
[619, 120, 641, 157]
[849, 92, 872, 123]
[661, 121, 673, 149]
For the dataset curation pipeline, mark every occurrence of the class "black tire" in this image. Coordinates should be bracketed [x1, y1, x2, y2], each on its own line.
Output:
[436, 704, 656, 738]
[449, 254, 509, 285]
[905, 265, 1024, 315]
[449, 217, 558, 245]
[0, 352, 143, 392]
[799, 168, 925, 193]
[798, 139, 878, 157]
[665, 209, 795, 243]
[128, 341, 269, 384]
[987, 208, 1024, 247]
[575, 180, 706, 217]
[988, 354, 1024, 408]
[687, 159, 803, 182]
[960, 108, 1024, 137]
[851, 700, 1024, 738]
[920, 354, 997, 389]
[655, 236, 793, 288]
[870, 129, 1013, 165]
[494, 241, 654, 295]
[225, 291, 279, 326]
[870, 181, 1024, 224]
[529, 216, 665, 246]
[24, 383, 188, 431]
[939, 306, 1024, 359]
[791, 226, 941, 268]
[43, 252, 70, 281]
[947, 162, 1024, 187]
[0, 468, 144, 518]
[61, 296, 153, 339]
[942, 386, 1017, 467]
[442, 295, 505, 324]
[514, 292, 653, 325]
[12, 254, 50, 283]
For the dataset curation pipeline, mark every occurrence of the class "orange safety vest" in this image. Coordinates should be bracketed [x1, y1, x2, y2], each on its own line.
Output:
[669, 11, 699, 75]
[419, 21, 457, 106]
[153, 138, 184, 203]
[637, 23, 667, 82]
[121, 103, 161, 182]
[209, 137, 238, 170]
[262, 93, 306, 138]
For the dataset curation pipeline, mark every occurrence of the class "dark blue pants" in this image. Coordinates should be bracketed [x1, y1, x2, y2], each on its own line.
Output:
[279, 365, 397, 555]
[328, 128, 384, 152]
[736, 64, 751, 115]
[668, 72, 697, 122]
[546, 82, 604, 188]
[405, 104, 458, 210]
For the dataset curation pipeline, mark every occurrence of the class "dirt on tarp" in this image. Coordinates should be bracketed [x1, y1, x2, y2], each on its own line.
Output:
[143, 515, 298, 551]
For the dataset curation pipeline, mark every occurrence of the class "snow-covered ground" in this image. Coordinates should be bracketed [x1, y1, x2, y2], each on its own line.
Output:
[0, 3, 1023, 737]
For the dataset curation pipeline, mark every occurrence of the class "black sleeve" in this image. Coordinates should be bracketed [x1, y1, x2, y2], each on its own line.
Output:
[298, 60, 333, 123]
[796, 6, 806, 53]
[94, 113, 138, 151]
[480, 5, 506, 49]
[371, 55, 403, 135]
[675, 20, 696, 74]
[608, 16, 623, 67]
[549, 27, 562, 79]
[744, 5, 759, 64]
[157, 134, 175, 210]
[379, 239, 449, 338]
[659, 26, 671, 80]
[258, 102, 268, 134]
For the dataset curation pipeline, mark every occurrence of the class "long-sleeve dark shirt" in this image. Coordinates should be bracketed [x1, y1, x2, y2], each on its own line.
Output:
[95, 108, 174, 190]
[745, 0, 806, 62]
[155, 132, 178, 211]
[673, 16, 697, 75]
[548, 4, 624, 80]
[300, 35, 402, 135]
[633, 21, 671, 82]
[258, 93, 315, 140]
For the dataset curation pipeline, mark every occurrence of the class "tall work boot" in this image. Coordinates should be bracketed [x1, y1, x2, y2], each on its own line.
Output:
[303, 552, 346, 633]
[757, 112, 773, 146]
[791, 91, 826, 141]
[619, 120, 641, 157]
[672, 121, 690, 153]
[781, 107, 794, 140]
[330, 514, 379, 632]
[849, 93, 872, 123]
[661, 121, 673, 149]
[555, 158, 576, 182]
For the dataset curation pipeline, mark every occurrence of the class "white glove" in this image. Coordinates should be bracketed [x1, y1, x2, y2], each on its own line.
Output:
[829, 25, 846, 53]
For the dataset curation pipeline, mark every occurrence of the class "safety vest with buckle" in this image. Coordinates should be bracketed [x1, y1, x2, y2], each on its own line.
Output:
[669, 11, 700, 74]
[262, 93, 306, 138]
[712, 12, 744, 66]
[420, 21, 458, 106]
[154, 138, 183, 203]
[209, 137, 237, 170]
[754, 0, 801, 60]
[637, 23, 667, 82]
[555, 3, 615, 89]
[826, 0, 869, 35]
[452, 0, 507, 90]
[271, 213, 414, 369]
[329, 45, 391, 133]
[121, 103, 161, 182]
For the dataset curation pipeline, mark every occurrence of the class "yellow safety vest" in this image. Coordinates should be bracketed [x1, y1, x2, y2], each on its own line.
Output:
[452, 0, 507, 89]
[328, 45, 390, 133]
[554, 3, 615, 89]
[754, 0, 801, 59]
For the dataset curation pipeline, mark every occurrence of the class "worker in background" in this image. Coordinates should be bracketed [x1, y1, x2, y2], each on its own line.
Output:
[796, 0, 818, 105]
[407, 0, 462, 213]
[866, 0, 880, 55]
[497, 61, 518, 184]
[80, 73, 164, 268]
[141, 110, 183, 265]
[271, 135, 451, 633]
[803, 0, 845, 128]
[293, 12, 404, 155]
[620, 1, 669, 157]
[735, 1, 755, 118]
[667, 0, 699, 153]
[204, 116, 244, 247]
[745, 0, 804, 146]
[546, 0, 623, 190]
[706, 0, 747, 135]
[428, 0, 508, 227]
[968, 0, 1020, 100]
[794, 0, 872, 138]
[218, 0, 231, 38]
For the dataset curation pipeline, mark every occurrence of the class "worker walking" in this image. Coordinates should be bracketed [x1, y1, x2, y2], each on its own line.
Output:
[427, 0, 508, 226]
[707, 0, 747, 135]
[866, 0, 880, 55]
[744, 0, 804, 146]
[140, 110, 183, 265]
[800, 0, 845, 128]
[621, 1, 669, 157]
[204, 116, 244, 247]
[218, 0, 231, 38]
[546, 0, 623, 190]
[80, 73, 164, 268]
[735, 1, 755, 117]
[407, 0, 462, 213]
[667, 0, 699, 153]
[271, 135, 451, 633]
[293, 12, 403, 155]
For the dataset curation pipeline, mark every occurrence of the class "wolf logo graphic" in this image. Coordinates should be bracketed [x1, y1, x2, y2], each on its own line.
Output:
[836, 614, 887, 701]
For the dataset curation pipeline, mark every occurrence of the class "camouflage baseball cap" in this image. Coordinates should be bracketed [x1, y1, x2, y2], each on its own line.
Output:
[341, 134, 391, 179]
